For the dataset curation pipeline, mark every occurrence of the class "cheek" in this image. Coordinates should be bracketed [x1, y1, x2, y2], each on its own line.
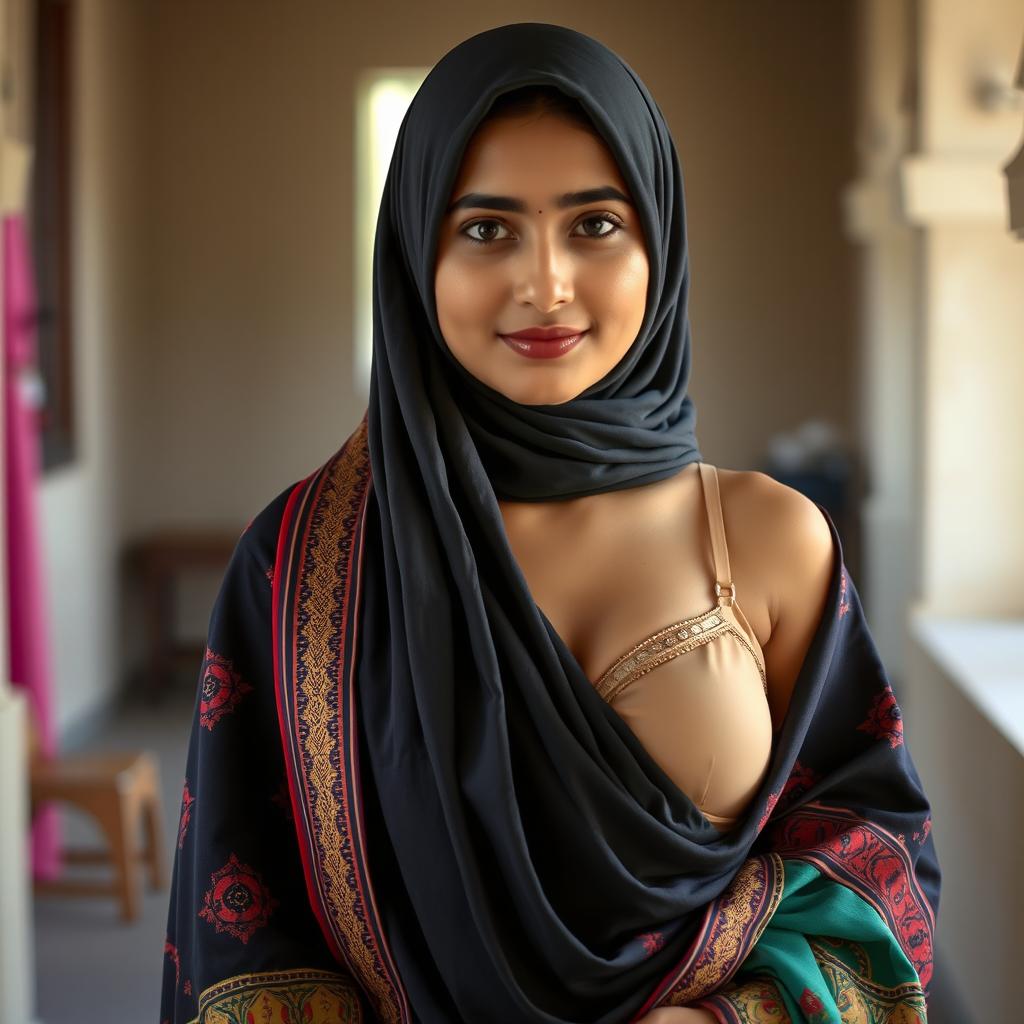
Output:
[435, 257, 501, 333]
[587, 251, 649, 326]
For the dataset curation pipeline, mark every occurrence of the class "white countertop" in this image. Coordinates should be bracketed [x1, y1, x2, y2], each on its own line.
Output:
[909, 612, 1024, 758]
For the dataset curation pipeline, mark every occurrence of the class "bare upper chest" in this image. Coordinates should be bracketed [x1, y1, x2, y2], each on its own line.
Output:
[497, 463, 774, 687]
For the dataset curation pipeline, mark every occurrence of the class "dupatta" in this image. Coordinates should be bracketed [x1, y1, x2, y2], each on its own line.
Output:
[160, 23, 940, 1024]
[160, 418, 939, 1024]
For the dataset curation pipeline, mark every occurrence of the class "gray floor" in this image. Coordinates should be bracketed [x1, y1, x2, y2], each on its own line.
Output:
[32, 686, 194, 1024]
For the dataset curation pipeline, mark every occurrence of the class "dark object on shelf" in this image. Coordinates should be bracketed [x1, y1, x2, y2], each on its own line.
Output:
[759, 461, 852, 534]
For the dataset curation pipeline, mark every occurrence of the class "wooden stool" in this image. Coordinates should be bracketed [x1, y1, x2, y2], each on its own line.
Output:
[30, 750, 167, 922]
[123, 528, 241, 702]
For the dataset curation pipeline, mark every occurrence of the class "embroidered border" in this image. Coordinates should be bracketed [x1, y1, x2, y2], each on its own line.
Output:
[693, 937, 928, 1024]
[190, 967, 364, 1023]
[631, 853, 785, 1019]
[810, 937, 927, 1022]
[764, 802, 935, 993]
[273, 415, 410, 1023]
[695, 975, 793, 1023]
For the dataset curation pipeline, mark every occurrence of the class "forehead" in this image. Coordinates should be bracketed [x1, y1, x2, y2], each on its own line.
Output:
[447, 113, 630, 200]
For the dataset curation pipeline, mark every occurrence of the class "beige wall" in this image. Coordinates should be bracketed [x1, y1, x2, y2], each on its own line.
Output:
[49, 0, 859, 728]
[39, 0, 149, 736]
[139, 0, 859, 531]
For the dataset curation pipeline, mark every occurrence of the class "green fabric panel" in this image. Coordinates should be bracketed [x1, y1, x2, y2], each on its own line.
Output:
[727, 858, 922, 1022]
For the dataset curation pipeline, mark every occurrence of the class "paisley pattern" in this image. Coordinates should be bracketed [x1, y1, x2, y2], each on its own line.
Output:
[765, 806, 934, 991]
[700, 977, 792, 1022]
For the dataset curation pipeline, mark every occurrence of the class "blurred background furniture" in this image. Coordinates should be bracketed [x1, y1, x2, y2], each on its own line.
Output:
[124, 527, 239, 702]
[28, 708, 166, 923]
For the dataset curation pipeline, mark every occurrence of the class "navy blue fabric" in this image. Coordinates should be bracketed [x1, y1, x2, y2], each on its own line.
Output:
[158, 486, 372, 1023]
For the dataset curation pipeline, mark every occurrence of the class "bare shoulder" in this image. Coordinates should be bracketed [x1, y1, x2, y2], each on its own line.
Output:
[715, 467, 836, 731]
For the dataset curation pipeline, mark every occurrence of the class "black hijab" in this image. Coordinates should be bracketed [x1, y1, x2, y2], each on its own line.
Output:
[370, 21, 702, 504]
[360, 21, 739, 1021]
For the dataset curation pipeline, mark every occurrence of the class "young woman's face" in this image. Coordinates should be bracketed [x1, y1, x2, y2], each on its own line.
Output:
[434, 111, 650, 406]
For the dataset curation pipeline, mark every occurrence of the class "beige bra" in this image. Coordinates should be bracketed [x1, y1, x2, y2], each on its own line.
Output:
[591, 463, 773, 832]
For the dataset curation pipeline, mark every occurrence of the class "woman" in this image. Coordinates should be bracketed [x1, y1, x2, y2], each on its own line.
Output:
[160, 23, 939, 1024]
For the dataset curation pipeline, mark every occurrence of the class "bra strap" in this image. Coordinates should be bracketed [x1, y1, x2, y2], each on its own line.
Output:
[697, 463, 736, 607]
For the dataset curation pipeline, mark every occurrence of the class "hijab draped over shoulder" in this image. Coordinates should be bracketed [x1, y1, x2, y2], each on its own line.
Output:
[160, 23, 939, 1024]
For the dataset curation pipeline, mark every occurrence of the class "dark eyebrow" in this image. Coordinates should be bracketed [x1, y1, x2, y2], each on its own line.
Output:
[446, 185, 631, 215]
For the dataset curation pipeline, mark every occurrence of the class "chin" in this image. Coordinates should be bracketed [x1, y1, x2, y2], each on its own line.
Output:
[502, 380, 588, 407]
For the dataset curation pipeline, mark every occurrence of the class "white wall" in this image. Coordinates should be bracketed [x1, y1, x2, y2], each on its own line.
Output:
[39, 0, 150, 736]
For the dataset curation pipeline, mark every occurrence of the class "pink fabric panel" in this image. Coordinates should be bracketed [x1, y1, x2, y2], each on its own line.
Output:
[4, 212, 61, 881]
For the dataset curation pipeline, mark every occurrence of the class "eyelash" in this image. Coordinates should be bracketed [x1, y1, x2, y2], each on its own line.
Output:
[460, 213, 625, 246]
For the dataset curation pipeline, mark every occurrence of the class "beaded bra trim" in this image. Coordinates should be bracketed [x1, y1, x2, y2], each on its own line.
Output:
[592, 602, 768, 703]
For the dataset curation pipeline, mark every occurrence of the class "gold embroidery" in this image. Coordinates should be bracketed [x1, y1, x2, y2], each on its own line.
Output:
[594, 603, 767, 701]
[293, 419, 404, 1023]
[703, 975, 793, 1021]
[660, 853, 785, 1005]
[190, 967, 363, 1024]
[809, 937, 928, 1024]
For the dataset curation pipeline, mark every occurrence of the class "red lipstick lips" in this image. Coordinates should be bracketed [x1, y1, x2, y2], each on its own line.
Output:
[498, 325, 589, 360]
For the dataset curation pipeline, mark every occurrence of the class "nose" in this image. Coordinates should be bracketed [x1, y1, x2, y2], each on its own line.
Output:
[511, 232, 574, 312]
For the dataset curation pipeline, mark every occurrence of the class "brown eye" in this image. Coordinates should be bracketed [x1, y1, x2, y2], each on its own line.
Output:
[573, 214, 623, 239]
[462, 219, 514, 245]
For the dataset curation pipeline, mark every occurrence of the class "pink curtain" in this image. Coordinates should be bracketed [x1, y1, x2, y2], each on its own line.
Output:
[4, 211, 61, 881]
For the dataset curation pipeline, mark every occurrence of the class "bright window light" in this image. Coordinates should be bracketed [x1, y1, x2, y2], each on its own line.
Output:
[354, 69, 428, 399]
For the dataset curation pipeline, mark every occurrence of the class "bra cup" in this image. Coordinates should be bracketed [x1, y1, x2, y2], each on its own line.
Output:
[606, 609, 772, 829]
[598, 463, 773, 830]
[719, 601, 767, 683]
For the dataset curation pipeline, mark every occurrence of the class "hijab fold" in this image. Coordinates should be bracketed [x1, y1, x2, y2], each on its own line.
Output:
[373, 22, 701, 505]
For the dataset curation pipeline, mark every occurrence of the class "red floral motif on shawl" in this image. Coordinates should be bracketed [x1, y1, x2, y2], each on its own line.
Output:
[198, 647, 253, 730]
[637, 931, 665, 957]
[912, 816, 932, 845]
[766, 805, 934, 991]
[757, 759, 821, 832]
[163, 938, 180, 987]
[857, 683, 904, 749]
[177, 779, 195, 849]
[800, 987, 828, 1022]
[198, 853, 279, 944]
